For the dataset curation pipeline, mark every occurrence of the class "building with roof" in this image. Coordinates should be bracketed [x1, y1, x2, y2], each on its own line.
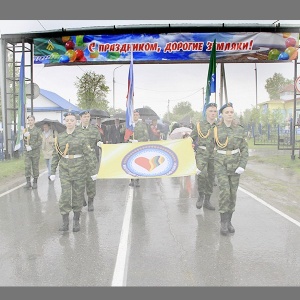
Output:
[26, 88, 80, 123]
[258, 84, 300, 121]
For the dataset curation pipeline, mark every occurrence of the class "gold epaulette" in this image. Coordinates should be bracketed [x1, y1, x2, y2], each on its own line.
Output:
[54, 136, 69, 156]
[197, 122, 210, 139]
[214, 126, 228, 149]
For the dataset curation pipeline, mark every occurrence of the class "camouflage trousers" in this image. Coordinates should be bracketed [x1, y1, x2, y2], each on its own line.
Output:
[58, 176, 85, 214]
[215, 161, 240, 213]
[197, 158, 214, 195]
[85, 155, 99, 199]
[24, 151, 40, 178]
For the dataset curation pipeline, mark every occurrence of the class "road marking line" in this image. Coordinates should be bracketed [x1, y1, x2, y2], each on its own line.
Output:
[111, 186, 134, 286]
[239, 187, 300, 228]
[0, 171, 48, 199]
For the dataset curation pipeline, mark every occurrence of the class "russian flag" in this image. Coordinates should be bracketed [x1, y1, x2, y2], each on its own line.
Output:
[124, 47, 135, 142]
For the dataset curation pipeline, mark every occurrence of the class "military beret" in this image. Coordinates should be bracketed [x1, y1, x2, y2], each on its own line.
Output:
[205, 102, 217, 109]
[78, 110, 90, 116]
[219, 102, 233, 114]
[63, 111, 77, 117]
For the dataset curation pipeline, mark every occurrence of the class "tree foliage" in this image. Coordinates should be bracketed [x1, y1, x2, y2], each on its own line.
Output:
[74, 71, 110, 110]
[264, 72, 293, 100]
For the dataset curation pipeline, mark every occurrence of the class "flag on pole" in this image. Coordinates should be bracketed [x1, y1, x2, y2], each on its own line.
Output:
[124, 46, 135, 142]
[14, 52, 26, 151]
[203, 39, 216, 117]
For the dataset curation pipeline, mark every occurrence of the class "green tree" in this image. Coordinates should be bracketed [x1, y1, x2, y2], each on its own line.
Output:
[74, 71, 110, 110]
[172, 101, 192, 115]
[265, 72, 293, 100]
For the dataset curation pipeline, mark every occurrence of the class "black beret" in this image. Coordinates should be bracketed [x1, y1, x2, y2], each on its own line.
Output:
[219, 102, 233, 114]
[63, 111, 77, 117]
[79, 110, 90, 116]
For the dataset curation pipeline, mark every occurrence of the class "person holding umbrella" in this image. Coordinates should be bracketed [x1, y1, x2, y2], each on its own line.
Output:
[190, 103, 218, 211]
[41, 122, 57, 180]
[78, 110, 102, 211]
[49, 111, 92, 232]
[23, 115, 43, 189]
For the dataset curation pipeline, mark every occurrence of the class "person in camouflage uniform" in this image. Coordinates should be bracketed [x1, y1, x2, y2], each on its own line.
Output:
[126, 109, 150, 187]
[77, 110, 102, 212]
[190, 103, 218, 211]
[213, 103, 249, 236]
[50, 111, 91, 233]
[23, 115, 43, 189]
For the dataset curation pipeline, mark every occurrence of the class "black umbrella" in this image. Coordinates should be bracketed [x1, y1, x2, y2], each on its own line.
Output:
[135, 107, 159, 119]
[113, 112, 126, 119]
[35, 118, 66, 133]
[89, 109, 110, 118]
[102, 117, 126, 126]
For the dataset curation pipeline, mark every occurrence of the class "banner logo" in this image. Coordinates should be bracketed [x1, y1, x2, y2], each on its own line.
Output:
[122, 144, 178, 177]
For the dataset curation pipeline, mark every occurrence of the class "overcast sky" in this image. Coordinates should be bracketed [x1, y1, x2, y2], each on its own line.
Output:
[0, 20, 299, 118]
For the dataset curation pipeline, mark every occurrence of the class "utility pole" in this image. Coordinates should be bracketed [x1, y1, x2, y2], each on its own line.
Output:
[255, 63, 258, 108]
[113, 65, 123, 110]
[167, 99, 170, 121]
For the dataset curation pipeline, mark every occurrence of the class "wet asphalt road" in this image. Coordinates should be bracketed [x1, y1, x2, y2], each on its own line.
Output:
[1, 173, 300, 286]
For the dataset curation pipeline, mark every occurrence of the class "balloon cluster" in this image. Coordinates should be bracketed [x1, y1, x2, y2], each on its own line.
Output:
[268, 33, 298, 61]
[50, 35, 87, 64]
[49, 34, 121, 64]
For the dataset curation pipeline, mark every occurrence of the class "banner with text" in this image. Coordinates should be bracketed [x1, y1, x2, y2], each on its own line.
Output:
[97, 138, 197, 179]
[34, 32, 299, 65]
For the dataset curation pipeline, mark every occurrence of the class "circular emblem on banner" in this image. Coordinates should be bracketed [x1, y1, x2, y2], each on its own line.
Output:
[122, 144, 178, 177]
[295, 76, 300, 93]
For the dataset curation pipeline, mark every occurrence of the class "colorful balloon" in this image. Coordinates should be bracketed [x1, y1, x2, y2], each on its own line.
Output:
[90, 51, 99, 59]
[83, 35, 94, 43]
[65, 49, 77, 62]
[62, 36, 71, 43]
[50, 52, 60, 63]
[59, 55, 70, 63]
[76, 35, 84, 47]
[285, 37, 297, 48]
[65, 40, 75, 50]
[268, 49, 280, 60]
[75, 49, 84, 60]
[278, 52, 289, 60]
[285, 47, 297, 58]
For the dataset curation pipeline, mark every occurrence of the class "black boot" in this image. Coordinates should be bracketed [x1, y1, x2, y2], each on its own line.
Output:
[135, 179, 140, 187]
[227, 212, 235, 233]
[129, 179, 134, 187]
[73, 211, 81, 232]
[24, 177, 31, 189]
[59, 213, 69, 231]
[83, 199, 87, 207]
[220, 213, 229, 236]
[88, 198, 94, 211]
[32, 178, 38, 189]
[203, 194, 215, 210]
[196, 193, 204, 209]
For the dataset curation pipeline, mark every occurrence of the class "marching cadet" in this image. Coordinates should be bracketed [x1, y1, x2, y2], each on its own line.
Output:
[126, 109, 150, 187]
[77, 110, 102, 211]
[190, 103, 218, 211]
[23, 115, 43, 189]
[50, 111, 91, 232]
[213, 102, 249, 235]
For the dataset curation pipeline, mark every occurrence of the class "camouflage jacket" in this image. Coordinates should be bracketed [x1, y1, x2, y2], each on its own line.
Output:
[23, 126, 42, 151]
[190, 120, 216, 162]
[214, 122, 249, 173]
[51, 129, 91, 180]
[132, 121, 149, 142]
